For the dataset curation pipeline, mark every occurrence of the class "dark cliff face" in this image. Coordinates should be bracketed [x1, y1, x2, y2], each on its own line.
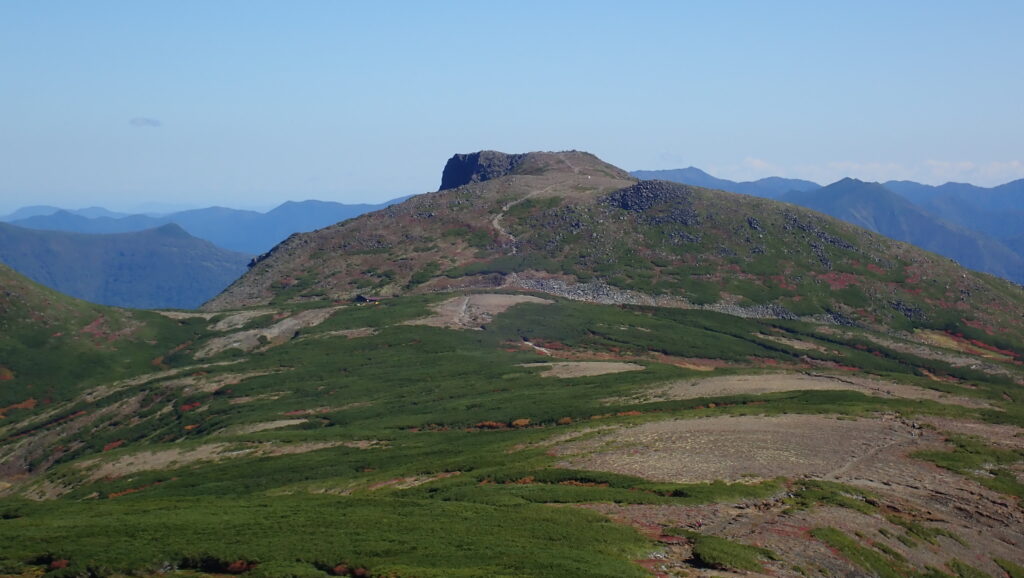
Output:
[438, 151, 527, 190]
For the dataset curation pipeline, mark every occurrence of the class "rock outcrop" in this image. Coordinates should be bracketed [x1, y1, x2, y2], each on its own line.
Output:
[439, 151, 527, 191]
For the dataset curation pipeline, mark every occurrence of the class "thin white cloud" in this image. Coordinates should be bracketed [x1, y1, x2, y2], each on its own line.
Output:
[923, 160, 1024, 185]
[129, 117, 162, 128]
[706, 158, 786, 182]
[742, 157, 775, 172]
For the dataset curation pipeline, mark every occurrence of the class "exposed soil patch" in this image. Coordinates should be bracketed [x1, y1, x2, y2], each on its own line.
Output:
[79, 315, 141, 343]
[77, 443, 233, 482]
[153, 311, 218, 321]
[617, 371, 994, 409]
[280, 402, 373, 416]
[74, 440, 360, 484]
[209, 309, 277, 331]
[405, 293, 552, 330]
[755, 333, 833, 353]
[513, 340, 723, 371]
[832, 328, 1020, 380]
[554, 414, 921, 484]
[213, 419, 308, 436]
[158, 369, 280, 395]
[314, 327, 378, 339]
[366, 471, 461, 491]
[228, 392, 288, 405]
[520, 361, 645, 378]
[0, 398, 37, 419]
[195, 306, 343, 358]
[919, 417, 1024, 450]
[569, 413, 1024, 576]
[916, 329, 1019, 362]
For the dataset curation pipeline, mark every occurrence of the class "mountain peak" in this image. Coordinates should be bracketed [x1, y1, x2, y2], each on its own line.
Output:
[439, 151, 527, 190]
[151, 222, 192, 238]
[438, 150, 631, 191]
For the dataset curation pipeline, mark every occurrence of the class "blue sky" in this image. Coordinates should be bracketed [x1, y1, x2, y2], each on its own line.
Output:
[2, 1, 1022, 213]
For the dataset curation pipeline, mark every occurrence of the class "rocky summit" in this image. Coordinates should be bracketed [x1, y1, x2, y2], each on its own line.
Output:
[2, 151, 1023, 578]
[207, 150, 1024, 346]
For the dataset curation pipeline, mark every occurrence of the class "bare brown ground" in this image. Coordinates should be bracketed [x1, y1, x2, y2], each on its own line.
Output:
[209, 309, 277, 331]
[195, 306, 343, 358]
[279, 402, 373, 415]
[755, 333, 834, 353]
[153, 311, 217, 321]
[519, 361, 646, 378]
[315, 327, 378, 339]
[618, 371, 994, 409]
[919, 417, 1024, 450]
[158, 369, 280, 395]
[366, 471, 462, 491]
[554, 415, 918, 483]
[556, 414, 1024, 576]
[825, 327, 1020, 380]
[914, 329, 1017, 362]
[68, 360, 248, 408]
[73, 439, 381, 485]
[516, 340, 724, 371]
[228, 392, 288, 404]
[404, 293, 553, 330]
[213, 419, 308, 436]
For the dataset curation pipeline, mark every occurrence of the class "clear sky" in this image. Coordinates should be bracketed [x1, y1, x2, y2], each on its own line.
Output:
[2, 1, 1023, 213]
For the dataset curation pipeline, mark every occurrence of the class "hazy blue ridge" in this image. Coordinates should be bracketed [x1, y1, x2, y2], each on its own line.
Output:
[779, 178, 1024, 284]
[630, 167, 819, 198]
[0, 222, 251, 309]
[8, 196, 411, 254]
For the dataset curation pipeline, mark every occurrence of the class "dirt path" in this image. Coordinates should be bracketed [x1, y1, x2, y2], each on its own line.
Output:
[491, 192, 539, 254]
[490, 176, 575, 254]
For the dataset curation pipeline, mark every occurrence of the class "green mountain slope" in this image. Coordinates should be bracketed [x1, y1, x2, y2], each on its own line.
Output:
[0, 222, 250, 309]
[1, 151, 1023, 577]
[209, 151, 1024, 347]
[0, 264, 204, 410]
[2, 285, 1023, 576]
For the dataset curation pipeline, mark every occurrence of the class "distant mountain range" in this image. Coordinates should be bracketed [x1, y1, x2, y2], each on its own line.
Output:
[882, 180, 1024, 241]
[631, 168, 1024, 285]
[0, 222, 250, 309]
[3, 154, 1024, 576]
[779, 179, 1024, 284]
[630, 167, 820, 198]
[1, 197, 410, 255]
[0, 205, 132, 221]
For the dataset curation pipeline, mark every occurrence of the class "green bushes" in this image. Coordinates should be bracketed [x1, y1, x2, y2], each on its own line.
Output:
[664, 528, 778, 572]
[0, 496, 651, 577]
[912, 435, 1024, 499]
[810, 527, 906, 578]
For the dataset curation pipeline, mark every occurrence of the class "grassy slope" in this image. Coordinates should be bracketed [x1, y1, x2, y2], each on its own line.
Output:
[1, 293, 1021, 576]
[0, 264, 204, 410]
[206, 154, 1024, 354]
